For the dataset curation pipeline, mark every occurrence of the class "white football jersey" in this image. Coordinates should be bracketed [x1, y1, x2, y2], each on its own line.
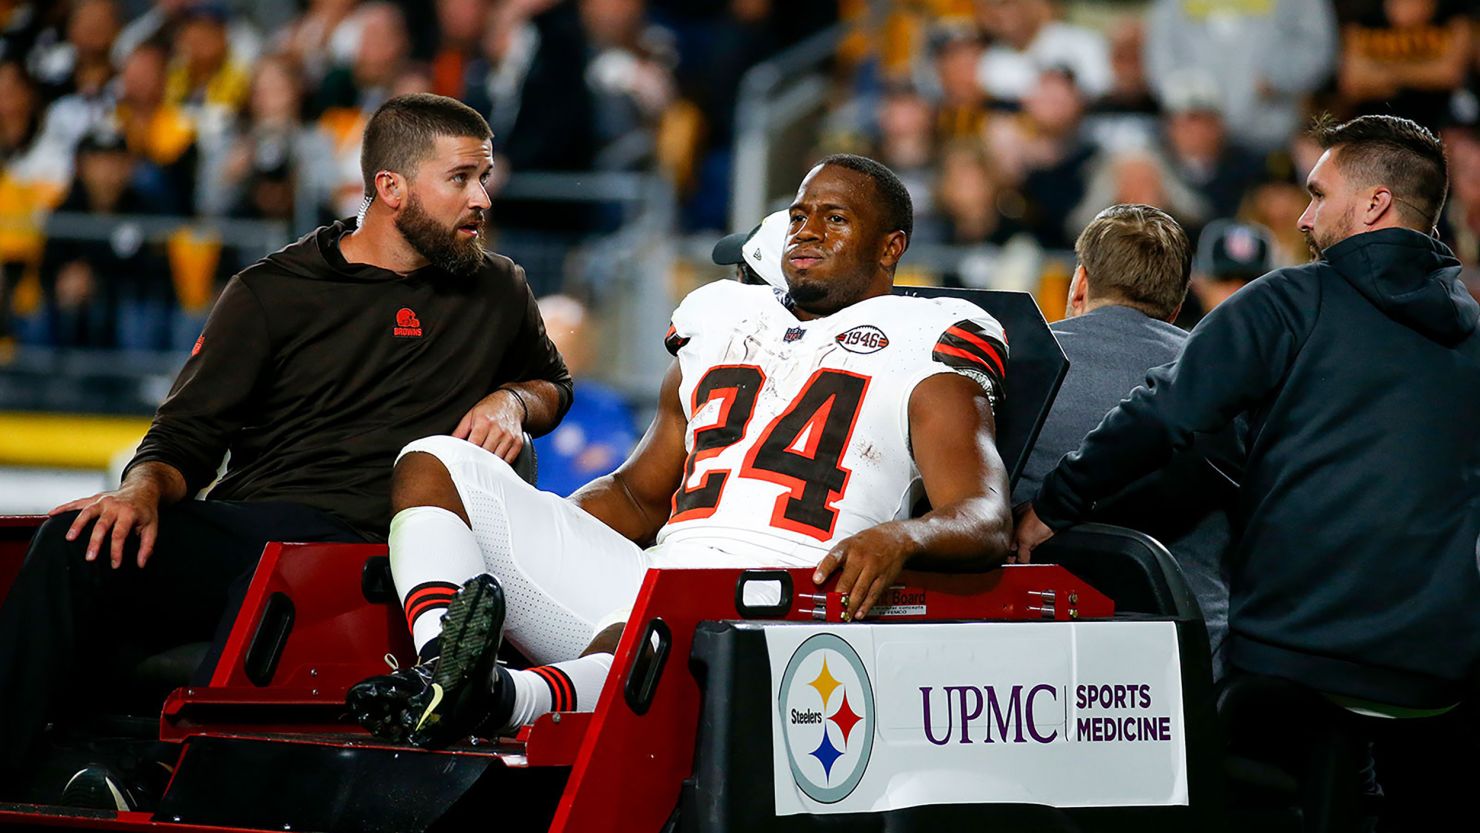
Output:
[654, 281, 1007, 563]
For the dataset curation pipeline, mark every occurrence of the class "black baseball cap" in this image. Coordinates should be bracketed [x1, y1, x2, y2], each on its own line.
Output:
[711, 222, 761, 267]
[1196, 219, 1274, 283]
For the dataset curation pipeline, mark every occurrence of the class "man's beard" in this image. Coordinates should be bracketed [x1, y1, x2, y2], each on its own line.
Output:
[1303, 207, 1355, 261]
[395, 194, 487, 276]
[1303, 230, 1323, 261]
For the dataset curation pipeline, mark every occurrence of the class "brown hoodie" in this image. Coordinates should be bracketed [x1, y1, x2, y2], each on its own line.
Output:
[126, 219, 572, 540]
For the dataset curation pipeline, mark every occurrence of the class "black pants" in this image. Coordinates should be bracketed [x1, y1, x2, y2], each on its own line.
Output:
[0, 500, 365, 768]
[1222, 670, 1478, 830]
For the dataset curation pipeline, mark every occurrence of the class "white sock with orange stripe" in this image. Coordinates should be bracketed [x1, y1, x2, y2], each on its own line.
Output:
[494, 654, 613, 732]
[388, 506, 485, 661]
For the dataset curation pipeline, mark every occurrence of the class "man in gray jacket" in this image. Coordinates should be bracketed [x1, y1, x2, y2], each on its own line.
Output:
[1014, 203, 1233, 677]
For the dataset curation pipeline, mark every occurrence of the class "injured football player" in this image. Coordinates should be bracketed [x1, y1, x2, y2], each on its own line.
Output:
[347, 154, 1016, 747]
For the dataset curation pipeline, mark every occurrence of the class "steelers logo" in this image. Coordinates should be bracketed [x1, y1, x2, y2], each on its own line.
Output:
[777, 633, 875, 804]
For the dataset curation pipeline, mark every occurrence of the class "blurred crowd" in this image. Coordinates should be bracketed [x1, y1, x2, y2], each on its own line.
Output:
[0, 0, 1476, 352]
[819, 0, 1479, 322]
[0, 0, 828, 350]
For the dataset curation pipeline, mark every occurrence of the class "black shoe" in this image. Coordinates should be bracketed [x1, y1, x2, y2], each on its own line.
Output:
[346, 574, 507, 748]
[409, 574, 506, 749]
[59, 765, 139, 812]
[346, 660, 438, 743]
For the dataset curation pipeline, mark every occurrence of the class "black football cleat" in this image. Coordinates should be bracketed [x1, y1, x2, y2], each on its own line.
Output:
[346, 659, 437, 743]
[407, 573, 507, 748]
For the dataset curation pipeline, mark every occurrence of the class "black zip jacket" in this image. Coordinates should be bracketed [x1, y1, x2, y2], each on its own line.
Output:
[1034, 228, 1480, 707]
[126, 220, 573, 540]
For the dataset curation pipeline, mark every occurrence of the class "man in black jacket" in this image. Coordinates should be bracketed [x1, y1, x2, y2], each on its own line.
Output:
[0, 94, 573, 806]
[1017, 114, 1479, 818]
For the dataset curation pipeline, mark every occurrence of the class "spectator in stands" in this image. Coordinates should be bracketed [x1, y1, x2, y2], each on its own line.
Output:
[1068, 146, 1208, 248]
[458, 0, 550, 147]
[0, 94, 572, 809]
[0, 60, 68, 342]
[934, 137, 1023, 247]
[1017, 115, 1480, 824]
[115, 43, 199, 214]
[972, 0, 1110, 102]
[482, 1, 599, 231]
[26, 0, 118, 103]
[203, 54, 331, 222]
[270, 0, 361, 88]
[1244, 176, 1313, 266]
[112, 0, 261, 76]
[1180, 218, 1274, 329]
[429, 0, 489, 100]
[1095, 16, 1156, 117]
[40, 128, 172, 351]
[1239, 133, 1325, 266]
[930, 26, 990, 142]
[0, 59, 64, 186]
[164, 2, 251, 141]
[1160, 76, 1265, 219]
[1145, 0, 1336, 152]
[987, 66, 1095, 249]
[1014, 204, 1233, 676]
[1338, 0, 1473, 132]
[24, 6, 119, 186]
[1082, 17, 1159, 153]
[580, 0, 677, 155]
[674, 0, 778, 230]
[531, 294, 638, 497]
[313, 2, 410, 115]
[874, 82, 938, 236]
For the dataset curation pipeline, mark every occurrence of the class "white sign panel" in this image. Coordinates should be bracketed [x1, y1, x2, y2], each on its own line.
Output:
[767, 621, 1187, 816]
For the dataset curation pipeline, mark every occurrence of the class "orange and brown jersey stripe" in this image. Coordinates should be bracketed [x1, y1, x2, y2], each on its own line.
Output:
[530, 665, 578, 711]
[664, 323, 690, 356]
[403, 580, 460, 630]
[934, 320, 1007, 382]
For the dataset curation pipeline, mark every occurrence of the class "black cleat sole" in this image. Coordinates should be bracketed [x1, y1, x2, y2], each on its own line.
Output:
[410, 574, 506, 747]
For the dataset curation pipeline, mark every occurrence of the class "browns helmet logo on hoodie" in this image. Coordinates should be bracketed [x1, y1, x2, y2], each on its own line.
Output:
[394, 307, 423, 338]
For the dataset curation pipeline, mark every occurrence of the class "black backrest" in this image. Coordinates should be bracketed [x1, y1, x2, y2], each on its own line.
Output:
[892, 286, 1068, 490]
[1032, 523, 1204, 621]
[512, 432, 538, 486]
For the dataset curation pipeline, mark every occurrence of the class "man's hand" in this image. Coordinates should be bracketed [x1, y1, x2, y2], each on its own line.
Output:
[1012, 505, 1056, 564]
[51, 484, 163, 569]
[454, 389, 526, 462]
[812, 524, 915, 621]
